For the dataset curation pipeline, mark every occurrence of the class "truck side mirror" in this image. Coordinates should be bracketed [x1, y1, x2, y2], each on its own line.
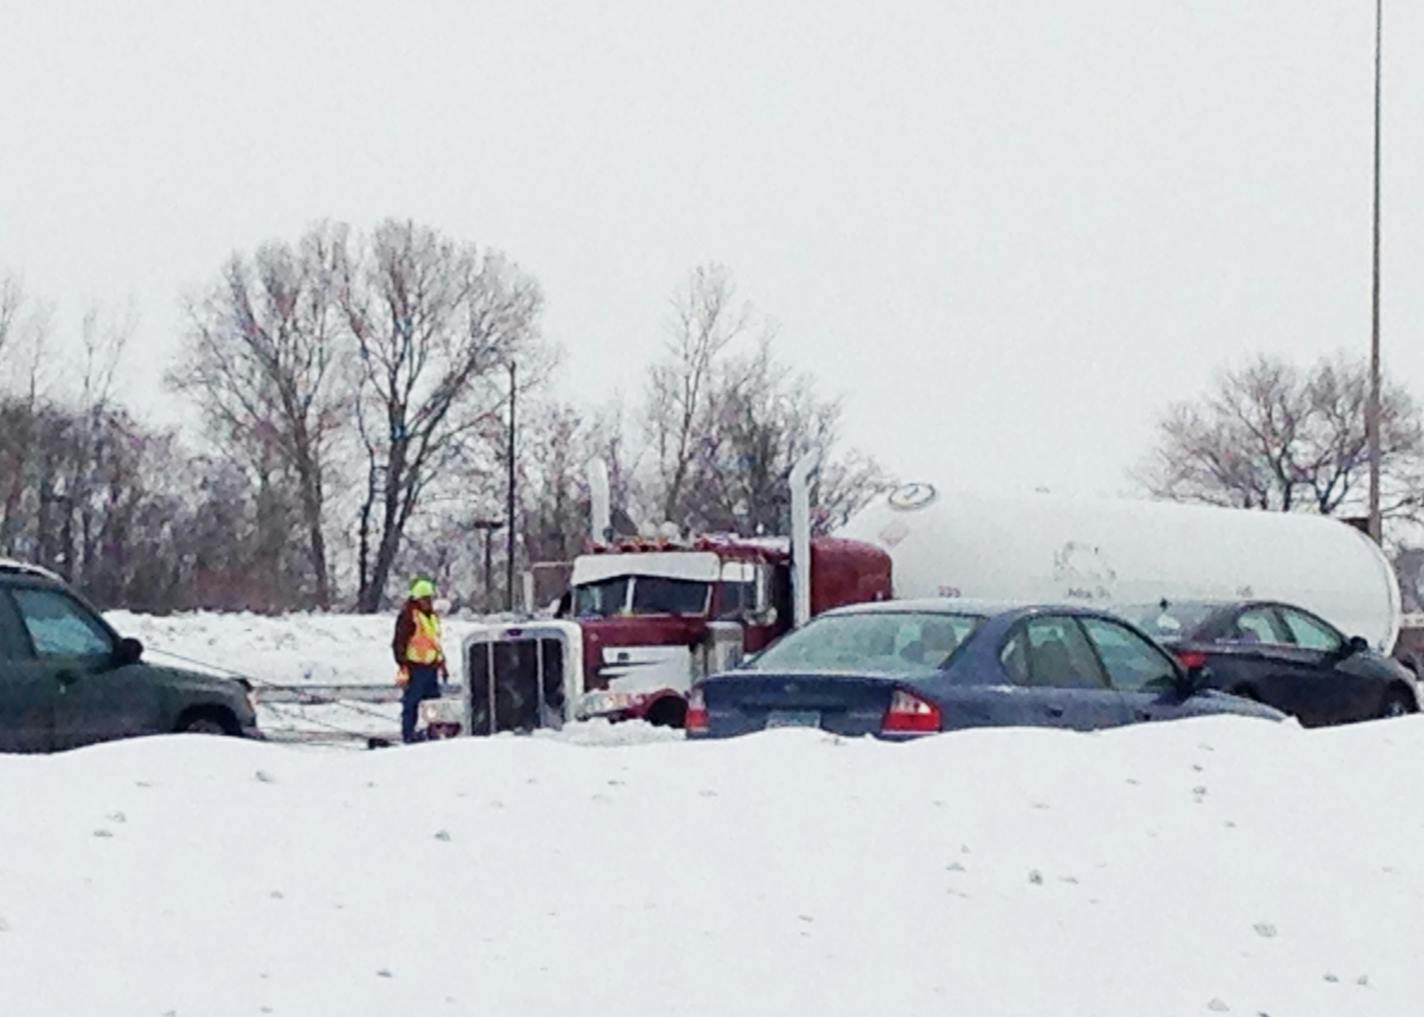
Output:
[1344, 635, 1369, 657]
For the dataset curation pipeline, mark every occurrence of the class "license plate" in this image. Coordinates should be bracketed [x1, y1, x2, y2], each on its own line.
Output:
[766, 710, 821, 729]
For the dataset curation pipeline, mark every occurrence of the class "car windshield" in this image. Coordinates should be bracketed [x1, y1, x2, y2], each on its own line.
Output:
[1118, 602, 1219, 641]
[571, 575, 710, 617]
[745, 611, 986, 676]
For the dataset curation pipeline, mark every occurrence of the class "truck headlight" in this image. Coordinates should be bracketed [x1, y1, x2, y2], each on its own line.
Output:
[420, 699, 464, 726]
[578, 691, 647, 718]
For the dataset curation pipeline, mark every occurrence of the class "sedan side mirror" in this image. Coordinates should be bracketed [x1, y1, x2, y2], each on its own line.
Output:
[1175, 664, 1213, 697]
[1328, 635, 1370, 662]
[113, 637, 144, 667]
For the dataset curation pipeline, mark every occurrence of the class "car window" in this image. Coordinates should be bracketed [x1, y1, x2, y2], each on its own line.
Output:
[1079, 617, 1178, 692]
[10, 588, 113, 658]
[1118, 602, 1218, 641]
[1017, 616, 1109, 690]
[1229, 607, 1286, 646]
[0, 591, 36, 660]
[1000, 630, 1030, 684]
[1278, 608, 1343, 652]
[748, 611, 985, 677]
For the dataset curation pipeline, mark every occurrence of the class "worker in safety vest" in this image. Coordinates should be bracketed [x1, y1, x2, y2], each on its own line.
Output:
[392, 577, 448, 743]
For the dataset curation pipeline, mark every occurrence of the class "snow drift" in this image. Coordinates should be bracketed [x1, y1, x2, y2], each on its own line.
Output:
[2, 716, 1421, 1016]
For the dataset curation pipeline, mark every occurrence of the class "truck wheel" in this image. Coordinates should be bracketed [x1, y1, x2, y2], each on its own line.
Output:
[644, 698, 687, 729]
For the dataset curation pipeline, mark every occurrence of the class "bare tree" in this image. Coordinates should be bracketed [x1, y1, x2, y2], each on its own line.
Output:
[340, 219, 543, 612]
[1138, 352, 1424, 518]
[658, 332, 892, 536]
[0, 275, 52, 553]
[169, 224, 350, 607]
[0, 272, 21, 363]
[647, 264, 766, 523]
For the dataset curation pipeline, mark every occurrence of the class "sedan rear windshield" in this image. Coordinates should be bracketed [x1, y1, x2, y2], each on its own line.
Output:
[1117, 602, 1219, 641]
[746, 611, 986, 676]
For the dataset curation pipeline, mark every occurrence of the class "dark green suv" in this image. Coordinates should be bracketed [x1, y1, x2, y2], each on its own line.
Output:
[0, 560, 260, 752]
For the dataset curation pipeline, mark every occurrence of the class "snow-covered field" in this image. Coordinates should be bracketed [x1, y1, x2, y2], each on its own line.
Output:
[102, 610, 559, 743]
[3, 716, 1422, 1016]
[103, 610, 488, 689]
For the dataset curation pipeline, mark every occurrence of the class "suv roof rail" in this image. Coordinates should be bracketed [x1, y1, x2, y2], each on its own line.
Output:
[0, 558, 63, 581]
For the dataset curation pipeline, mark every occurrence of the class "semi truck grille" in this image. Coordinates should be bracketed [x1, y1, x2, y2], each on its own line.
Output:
[468, 637, 567, 735]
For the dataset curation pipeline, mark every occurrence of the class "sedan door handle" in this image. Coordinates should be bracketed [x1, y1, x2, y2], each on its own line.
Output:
[1046, 706, 1065, 718]
[56, 671, 80, 687]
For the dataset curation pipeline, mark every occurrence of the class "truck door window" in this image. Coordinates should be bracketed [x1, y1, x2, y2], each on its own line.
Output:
[11, 588, 113, 659]
[717, 580, 757, 619]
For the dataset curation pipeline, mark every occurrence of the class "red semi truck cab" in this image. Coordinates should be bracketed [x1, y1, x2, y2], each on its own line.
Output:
[426, 535, 891, 736]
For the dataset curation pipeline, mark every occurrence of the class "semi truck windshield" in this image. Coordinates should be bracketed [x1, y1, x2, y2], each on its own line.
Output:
[571, 575, 710, 617]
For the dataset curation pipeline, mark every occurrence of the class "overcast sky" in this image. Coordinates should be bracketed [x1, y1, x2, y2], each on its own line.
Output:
[2, 0, 1421, 498]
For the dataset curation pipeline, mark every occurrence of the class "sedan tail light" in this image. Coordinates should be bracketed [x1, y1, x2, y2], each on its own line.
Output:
[881, 689, 941, 734]
[685, 686, 708, 734]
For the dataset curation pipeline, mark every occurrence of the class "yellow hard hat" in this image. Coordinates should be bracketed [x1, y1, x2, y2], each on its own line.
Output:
[410, 578, 436, 599]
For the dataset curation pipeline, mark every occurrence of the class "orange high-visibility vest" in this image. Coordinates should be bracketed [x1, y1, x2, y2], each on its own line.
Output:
[406, 610, 444, 665]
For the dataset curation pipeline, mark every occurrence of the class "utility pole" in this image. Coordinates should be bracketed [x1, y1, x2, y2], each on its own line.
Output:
[472, 518, 503, 612]
[505, 361, 518, 610]
[1367, 0, 1384, 543]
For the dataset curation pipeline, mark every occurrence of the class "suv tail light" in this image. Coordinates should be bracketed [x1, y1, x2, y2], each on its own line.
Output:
[882, 689, 941, 734]
[1174, 649, 1208, 670]
[685, 686, 708, 734]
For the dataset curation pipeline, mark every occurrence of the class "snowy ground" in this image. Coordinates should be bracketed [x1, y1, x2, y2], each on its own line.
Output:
[103, 610, 487, 688]
[3, 716, 1422, 1016]
[101, 610, 629, 744]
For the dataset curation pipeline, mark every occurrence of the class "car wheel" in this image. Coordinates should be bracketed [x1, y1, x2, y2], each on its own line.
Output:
[1379, 689, 1416, 720]
[179, 716, 230, 735]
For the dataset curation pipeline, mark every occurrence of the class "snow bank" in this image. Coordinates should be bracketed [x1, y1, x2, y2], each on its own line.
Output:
[3, 716, 1422, 1016]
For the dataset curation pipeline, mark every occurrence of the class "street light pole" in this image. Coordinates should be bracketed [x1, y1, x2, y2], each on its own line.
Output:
[506, 361, 517, 610]
[1367, 0, 1384, 543]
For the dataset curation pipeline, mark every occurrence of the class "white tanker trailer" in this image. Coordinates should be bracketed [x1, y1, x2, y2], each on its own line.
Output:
[837, 484, 1402, 652]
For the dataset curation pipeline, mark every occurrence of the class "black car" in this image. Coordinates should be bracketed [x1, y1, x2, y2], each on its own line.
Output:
[1118, 600, 1420, 727]
[685, 599, 1284, 739]
[0, 559, 261, 752]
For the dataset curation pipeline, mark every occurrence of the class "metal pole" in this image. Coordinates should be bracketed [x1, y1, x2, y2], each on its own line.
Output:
[1367, 0, 1384, 543]
[506, 361, 517, 610]
[484, 528, 494, 611]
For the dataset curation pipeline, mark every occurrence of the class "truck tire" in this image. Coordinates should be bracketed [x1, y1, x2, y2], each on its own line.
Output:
[644, 697, 687, 729]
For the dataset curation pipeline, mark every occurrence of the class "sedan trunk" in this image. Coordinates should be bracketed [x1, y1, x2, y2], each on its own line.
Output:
[702, 671, 901, 737]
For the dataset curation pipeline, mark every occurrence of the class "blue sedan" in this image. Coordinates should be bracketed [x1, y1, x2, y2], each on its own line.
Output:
[685, 600, 1285, 739]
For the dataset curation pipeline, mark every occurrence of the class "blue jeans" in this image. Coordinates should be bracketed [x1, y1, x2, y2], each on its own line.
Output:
[401, 665, 441, 743]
